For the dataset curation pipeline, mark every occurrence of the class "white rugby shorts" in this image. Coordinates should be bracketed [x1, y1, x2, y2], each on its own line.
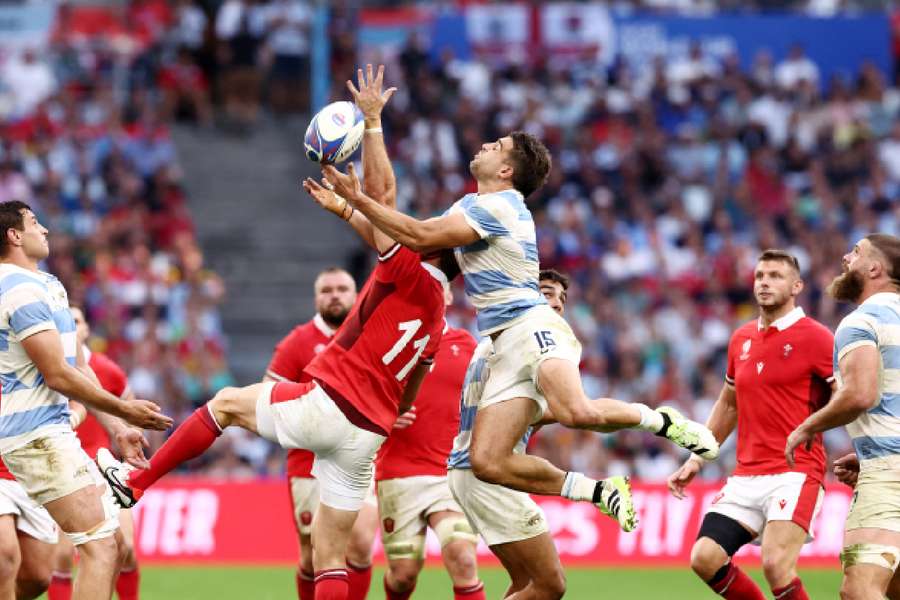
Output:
[0, 478, 58, 544]
[256, 381, 385, 512]
[480, 304, 582, 422]
[377, 475, 462, 546]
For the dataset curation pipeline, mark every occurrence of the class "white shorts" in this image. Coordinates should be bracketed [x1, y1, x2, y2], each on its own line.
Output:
[706, 472, 824, 539]
[256, 381, 385, 512]
[481, 305, 582, 423]
[0, 479, 58, 544]
[377, 475, 462, 545]
[2, 429, 106, 506]
[448, 468, 547, 547]
[290, 476, 376, 535]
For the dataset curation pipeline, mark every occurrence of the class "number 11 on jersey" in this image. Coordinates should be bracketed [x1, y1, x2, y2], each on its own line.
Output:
[382, 319, 431, 380]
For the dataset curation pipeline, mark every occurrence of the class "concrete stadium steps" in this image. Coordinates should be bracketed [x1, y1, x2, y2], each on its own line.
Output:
[173, 116, 357, 384]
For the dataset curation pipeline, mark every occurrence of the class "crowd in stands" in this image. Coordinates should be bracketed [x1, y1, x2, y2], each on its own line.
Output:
[4, 0, 900, 482]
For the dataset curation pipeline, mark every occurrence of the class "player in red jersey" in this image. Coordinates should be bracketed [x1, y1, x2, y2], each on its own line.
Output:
[47, 307, 141, 600]
[667, 250, 834, 600]
[374, 282, 484, 600]
[97, 67, 459, 600]
[263, 268, 381, 600]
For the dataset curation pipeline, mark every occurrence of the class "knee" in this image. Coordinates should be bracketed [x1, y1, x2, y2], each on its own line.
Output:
[78, 535, 119, 567]
[0, 540, 20, 580]
[469, 449, 504, 485]
[388, 562, 420, 591]
[535, 567, 566, 599]
[443, 542, 477, 579]
[209, 387, 242, 426]
[118, 537, 136, 570]
[690, 541, 727, 582]
[840, 576, 869, 600]
[761, 550, 793, 587]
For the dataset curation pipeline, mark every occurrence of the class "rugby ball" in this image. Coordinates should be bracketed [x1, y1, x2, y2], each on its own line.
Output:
[304, 101, 365, 164]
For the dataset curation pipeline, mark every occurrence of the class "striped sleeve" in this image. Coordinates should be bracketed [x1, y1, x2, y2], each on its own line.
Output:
[6, 283, 56, 340]
[458, 195, 513, 240]
[835, 312, 878, 362]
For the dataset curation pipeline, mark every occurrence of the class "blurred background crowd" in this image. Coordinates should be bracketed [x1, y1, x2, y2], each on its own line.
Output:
[3, 0, 900, 482]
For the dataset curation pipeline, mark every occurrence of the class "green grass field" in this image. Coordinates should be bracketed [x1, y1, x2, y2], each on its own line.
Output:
[58, 565, 841, 599]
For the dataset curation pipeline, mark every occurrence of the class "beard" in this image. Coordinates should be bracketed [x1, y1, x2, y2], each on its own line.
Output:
[320, 304, 350, 328]
[827, 269, 865, 303]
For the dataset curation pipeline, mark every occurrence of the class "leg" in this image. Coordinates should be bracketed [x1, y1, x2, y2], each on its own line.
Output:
[0, 515, 21, 600]
[312, 504, 358, 600]
[760, 520, 809, 595]
[490, 534, 566, 600]
[43, 485, 119, 600]
[115, 510, 140, 600]
[289, 475, 319, 600]
[840, 528, 900, 600]
[345, 501, 378, 600]
[384, 554, 424, 598]
[49, 534, 75, 600]
[469, 398, 564, 495]
[886, 567, 900, 599]
[15, 531, 54, 600]
[429, 511, 485, 600]
[692, 512, 764, 599]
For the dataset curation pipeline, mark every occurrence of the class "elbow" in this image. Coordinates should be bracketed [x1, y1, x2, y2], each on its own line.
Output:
[42, 367, 69, 393]
[852, 392, 880, 413]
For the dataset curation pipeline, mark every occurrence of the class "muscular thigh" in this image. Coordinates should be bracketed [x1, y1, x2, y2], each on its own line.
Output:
[16, 530, 54, 582]
[490, 532, 563, 585]
[470, 398, 534, 461]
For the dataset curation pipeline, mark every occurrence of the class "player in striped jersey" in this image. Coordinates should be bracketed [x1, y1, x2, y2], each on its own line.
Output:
[325, 64, 718, 532]
[0, 201, 172, 600]
[448, 269, 586, 599]
[785, 234, 900, 599]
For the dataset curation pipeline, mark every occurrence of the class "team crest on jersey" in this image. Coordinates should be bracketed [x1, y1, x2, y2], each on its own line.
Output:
[451, 344, 460, 357]
[383, 518, 395, 533]
[783, 344, 793, 358]
[757, 362, 765, 374]
[739, 339, 751, 360]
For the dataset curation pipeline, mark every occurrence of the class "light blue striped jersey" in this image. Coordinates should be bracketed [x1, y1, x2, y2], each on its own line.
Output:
[448, 339, 531, 469]
[448, 190, 546, 335]
[0, 264, 75, 453]
[834, 292, 900, 464]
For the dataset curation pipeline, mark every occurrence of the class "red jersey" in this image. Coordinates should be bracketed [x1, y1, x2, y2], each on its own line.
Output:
[0, 459, 12, 480]
[266, 314, 335, 478]
[375, 326, 477, 481]
[305, 245, 446, 436]
[77, 349, 129, 459]
[726, 308, 834, 482]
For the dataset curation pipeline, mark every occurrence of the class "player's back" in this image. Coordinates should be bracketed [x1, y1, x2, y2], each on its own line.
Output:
[305, 244, 446, 436]
[376, 326, 477, 481]
[448, 190, 547, 336]
[0, 264, 75, 454]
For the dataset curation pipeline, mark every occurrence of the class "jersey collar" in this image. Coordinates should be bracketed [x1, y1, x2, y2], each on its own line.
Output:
[82, 344, 92, 362]
[420, 261, 449, 286]
[758, 306, 805, 332]
[313, 313, 336, 338]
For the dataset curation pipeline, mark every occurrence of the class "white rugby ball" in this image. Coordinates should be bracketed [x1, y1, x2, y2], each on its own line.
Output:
[304, 101, 365, 164]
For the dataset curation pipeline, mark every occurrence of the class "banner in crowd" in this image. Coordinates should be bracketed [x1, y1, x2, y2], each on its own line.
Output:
[358, 5, 891, 82]
[132, 479, 851, 567]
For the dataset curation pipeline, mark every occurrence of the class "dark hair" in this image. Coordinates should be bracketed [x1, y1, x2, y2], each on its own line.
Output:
[508, 131, 551, 198]
[420, 248, 461, 281]
[0, 201, 32, 258]
[757, 249, 800, 274]
[866, 233, 900, 287]
[539, 268, 569, 291]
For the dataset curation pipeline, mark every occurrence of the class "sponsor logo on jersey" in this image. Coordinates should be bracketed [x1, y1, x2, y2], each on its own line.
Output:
[739, 339, 751, 360]
[778, 499, 787, 510]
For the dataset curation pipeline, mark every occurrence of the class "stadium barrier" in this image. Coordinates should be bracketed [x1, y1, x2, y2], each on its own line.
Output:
[132, 478, 851, 566]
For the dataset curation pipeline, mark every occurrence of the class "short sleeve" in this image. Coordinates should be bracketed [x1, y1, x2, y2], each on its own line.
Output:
[267, 328, 307, 382]
[421, 326, 443, 364]
[376, 244, 422, 283]
[457, 195, 514, 241]
[100, 357, 129, 397]
[725, 333, 738, 388]
[7, 283, 56, 340]
[835, 312, 878, 362]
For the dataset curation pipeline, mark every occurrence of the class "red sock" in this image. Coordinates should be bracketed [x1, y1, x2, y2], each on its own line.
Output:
[315, 569, 349, 600]
[454, 581, 486, 600]
[772, 577, 810, 600]
[708, 563, 766, 599]
[346, 562, 372, 600]
[383, 576, 414, 600]
[297, 568, 316, 600]
[115, 566, 140, 600]
[48, 572, 73, 600]
[130, 405, 222, 491]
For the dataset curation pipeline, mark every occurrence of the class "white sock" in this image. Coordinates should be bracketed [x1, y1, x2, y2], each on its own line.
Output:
[635, 403, 664, 433]
[561, 471, 598, 502]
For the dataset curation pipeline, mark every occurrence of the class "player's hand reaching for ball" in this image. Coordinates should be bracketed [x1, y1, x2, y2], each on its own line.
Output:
[322, 162, 363, 205]
[302, 177, 352, 219]
[120, 399, 174, 431]
[667, 457, 701, 499]
[114, 426, 151, 469]
[833, 453, 860, 488]
[348, 64, 396, 122]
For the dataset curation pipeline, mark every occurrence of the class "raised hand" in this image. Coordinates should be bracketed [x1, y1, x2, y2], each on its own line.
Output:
[347, 64, 397, 121]
[302, 177, 351, 219]
[322, 163, 363, 205]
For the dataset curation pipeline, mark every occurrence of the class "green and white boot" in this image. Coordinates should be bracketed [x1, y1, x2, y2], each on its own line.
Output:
[656, 406, 719, 460]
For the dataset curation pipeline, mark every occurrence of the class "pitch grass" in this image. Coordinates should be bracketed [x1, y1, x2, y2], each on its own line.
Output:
[53, 565, 841, 599]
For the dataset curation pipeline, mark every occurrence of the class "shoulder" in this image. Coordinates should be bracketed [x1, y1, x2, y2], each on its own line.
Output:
[729, 320, 757, 343]
[0, 267, 49, 296]
[799, 317, 834, 341]
[447, 327, 478, 348]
